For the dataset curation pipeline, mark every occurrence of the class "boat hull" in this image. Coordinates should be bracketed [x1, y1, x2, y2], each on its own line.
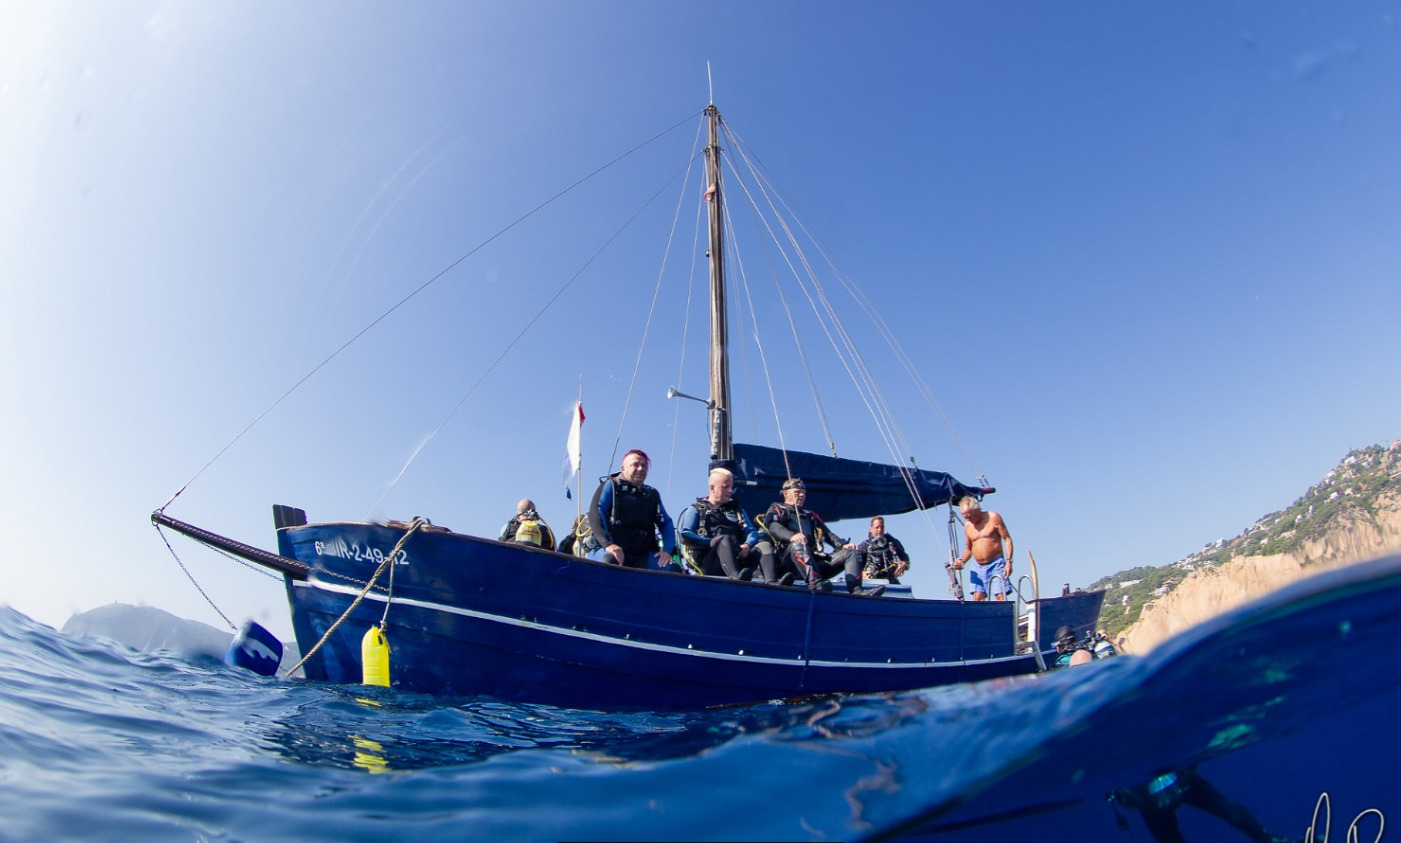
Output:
[279, 521, 1104, 709]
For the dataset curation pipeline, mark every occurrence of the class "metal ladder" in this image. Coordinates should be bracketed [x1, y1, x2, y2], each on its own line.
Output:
[1006, 553, 1045, 671]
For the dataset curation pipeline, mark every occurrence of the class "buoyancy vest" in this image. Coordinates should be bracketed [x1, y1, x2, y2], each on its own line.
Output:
[861, 535, 905, 575]
[687, 498, 750, 546]
[604, 477, 664, 560]
[763, 503, 836, 556]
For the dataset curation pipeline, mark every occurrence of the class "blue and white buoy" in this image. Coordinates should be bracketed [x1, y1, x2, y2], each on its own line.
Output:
[224, 620, 284, 677]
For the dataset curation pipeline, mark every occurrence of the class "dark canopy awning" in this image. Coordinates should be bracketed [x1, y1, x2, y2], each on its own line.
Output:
[722, 443, 991, 524]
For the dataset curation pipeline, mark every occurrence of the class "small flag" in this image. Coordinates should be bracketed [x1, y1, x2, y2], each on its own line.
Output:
[562, 401, 585, 498]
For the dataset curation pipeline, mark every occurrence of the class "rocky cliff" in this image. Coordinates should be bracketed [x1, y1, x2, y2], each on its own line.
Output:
[1097, 441, 1401, 653]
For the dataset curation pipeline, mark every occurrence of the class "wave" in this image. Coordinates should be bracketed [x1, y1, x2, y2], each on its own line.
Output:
[1, 554, 1396, 841]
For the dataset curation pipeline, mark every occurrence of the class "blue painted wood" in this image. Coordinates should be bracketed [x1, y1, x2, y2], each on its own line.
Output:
[277, 521, 1104, 709]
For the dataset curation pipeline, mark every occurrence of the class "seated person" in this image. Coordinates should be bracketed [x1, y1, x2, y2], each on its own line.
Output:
[585, 449, 677, 570]
[761, 478, 883, 597]
[857, 515, 910, 583]
[497, 499, 555, 550]
[677, 468, 765, 581]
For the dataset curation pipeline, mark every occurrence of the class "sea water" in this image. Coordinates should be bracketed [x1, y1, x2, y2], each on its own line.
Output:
[2, 556, 1398, 842]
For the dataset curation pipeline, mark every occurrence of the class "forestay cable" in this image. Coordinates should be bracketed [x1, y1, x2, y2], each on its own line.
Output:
[664, 167, 709, 500]
[371, 151, 704, 516]
[729, 138, 939, 518]
[717, 119, 976, 550]
[160, 112, 700, 515]
[723, 121, 982, 484]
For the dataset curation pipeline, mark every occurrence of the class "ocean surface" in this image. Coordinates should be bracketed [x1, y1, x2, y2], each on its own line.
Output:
[3, 556, 1398, 843]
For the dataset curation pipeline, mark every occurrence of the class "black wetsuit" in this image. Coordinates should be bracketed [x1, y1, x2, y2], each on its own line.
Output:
[858, 534, 909, 583]
[762, 502, 863, 591]
[679, 498, 764, 580]
[1112, 768, 1282, 843]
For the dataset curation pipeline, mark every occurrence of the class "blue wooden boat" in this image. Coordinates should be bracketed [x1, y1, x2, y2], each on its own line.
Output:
[153, 104, 1104, 709]
[153, 505, 1103, 708]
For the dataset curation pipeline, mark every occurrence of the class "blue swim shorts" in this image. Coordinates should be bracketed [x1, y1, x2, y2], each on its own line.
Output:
[969, 556, 1013, 596]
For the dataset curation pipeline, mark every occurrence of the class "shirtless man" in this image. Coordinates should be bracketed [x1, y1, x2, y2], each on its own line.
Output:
[955, 496, 1014, 601]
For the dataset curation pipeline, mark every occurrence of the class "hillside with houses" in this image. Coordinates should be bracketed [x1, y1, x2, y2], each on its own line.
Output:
[1090, 440, 1401, 652]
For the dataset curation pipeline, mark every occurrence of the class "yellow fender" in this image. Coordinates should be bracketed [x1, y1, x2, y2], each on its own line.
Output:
[361, 626, 390, 687]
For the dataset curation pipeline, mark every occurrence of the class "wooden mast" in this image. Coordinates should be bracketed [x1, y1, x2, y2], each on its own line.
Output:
[704, 104, 732, 462]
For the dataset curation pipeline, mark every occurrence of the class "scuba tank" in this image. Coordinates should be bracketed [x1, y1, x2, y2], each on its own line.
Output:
[569, 515, 598, 556]
[515, 517, 542, 547]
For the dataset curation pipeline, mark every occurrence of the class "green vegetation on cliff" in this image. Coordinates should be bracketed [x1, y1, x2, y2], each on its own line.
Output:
[1089, 441, 1400, 640]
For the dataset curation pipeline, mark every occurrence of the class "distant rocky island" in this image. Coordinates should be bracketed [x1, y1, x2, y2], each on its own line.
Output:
[63, 603, 234, 658]
[1093, 440, 1401, 652]
[63, 604, 300, 671]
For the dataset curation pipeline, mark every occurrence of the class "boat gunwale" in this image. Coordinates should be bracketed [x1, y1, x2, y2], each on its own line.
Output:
[282, 518, 1103, 608]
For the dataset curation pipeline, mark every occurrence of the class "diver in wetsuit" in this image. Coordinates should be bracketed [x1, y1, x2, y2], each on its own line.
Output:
[676, 467, 764, 581]
[858, 515, 910, 583]
[1053, 625, 1119, 667]
[1052, 625, 1095, 668]
[1072, 650, 1291, 843]
[586, 449, 677, 570]
[761, 477, 882, 596]
[1110, 767, 1295, 843]
[497, 499, 556, 550]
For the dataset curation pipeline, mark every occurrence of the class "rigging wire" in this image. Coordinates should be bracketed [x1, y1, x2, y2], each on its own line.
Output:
[723, 120, 983, 483]
[723, 192, 794, 480]
[734, 162, 919, 504]
[724, 142, 964, 543]
[732, 238, 761, 444]
[664, 161, 708, 500]
[723, 122, 952, 476]
[369, 151, 704, 517]
[153, 525, 238, 632]
[840, 276, 985, 480]
[284, 519, 425, 679]
[160, 111, 701, 515]
[608, 122, 706, 474]
[722, 124, 931, 478]
[718, 119, 974, 548]
[721, 161, 836, 456]
[724, 129, 886, 446]
[755, 171, 937, 535]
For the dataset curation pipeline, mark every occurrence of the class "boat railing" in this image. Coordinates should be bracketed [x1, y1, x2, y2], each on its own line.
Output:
[999, 569, 1046, 672]
[1024, 552, 1047, 671]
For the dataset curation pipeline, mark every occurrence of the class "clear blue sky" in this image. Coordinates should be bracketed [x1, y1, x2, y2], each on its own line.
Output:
[4, 2, 1398, 641]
